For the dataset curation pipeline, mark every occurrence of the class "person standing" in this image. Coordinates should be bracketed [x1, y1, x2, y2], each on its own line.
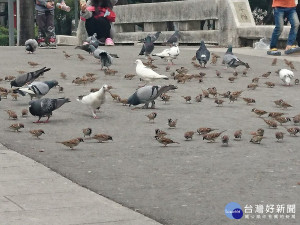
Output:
[267, 0, 300, 55]
[35, 0, 65, 48]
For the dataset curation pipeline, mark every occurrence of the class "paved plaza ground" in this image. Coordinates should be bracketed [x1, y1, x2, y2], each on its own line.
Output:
[0, 44, 299, 225]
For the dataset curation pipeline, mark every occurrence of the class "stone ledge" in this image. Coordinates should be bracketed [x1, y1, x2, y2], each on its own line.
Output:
[56, 35, 78, 46]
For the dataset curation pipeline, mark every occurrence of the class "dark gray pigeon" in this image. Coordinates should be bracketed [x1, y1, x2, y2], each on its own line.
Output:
[223, 45, 250, 71]
[138, 36, 155, 57]
[75, 43, 92, 54]
[16, 80, 58, 100]
[138, 31, 161, 43]
[89, 45, 119, 69]
[86, 33, 101, 48]
[196, 40, 210, 68]
[10, 67, 51, 88]
[165, 30, 180, 45]
[29, 97, 70, 123]
[127, 85, 177, 108]
[25, 39, 38, 53]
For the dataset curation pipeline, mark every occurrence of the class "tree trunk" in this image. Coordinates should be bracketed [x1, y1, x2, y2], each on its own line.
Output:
[19, 0, 35, 45]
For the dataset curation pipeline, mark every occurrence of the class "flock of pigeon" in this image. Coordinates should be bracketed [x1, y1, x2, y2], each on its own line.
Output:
[0, 30, 300, 150]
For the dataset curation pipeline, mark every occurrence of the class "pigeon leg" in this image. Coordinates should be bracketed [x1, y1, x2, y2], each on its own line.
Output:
[33, 116, 42, 123]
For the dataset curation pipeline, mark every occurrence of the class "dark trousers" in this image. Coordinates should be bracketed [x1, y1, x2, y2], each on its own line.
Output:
[36, 10, 55, 39]
[85, 17, 111, 41]
[297, 4, 300, 46]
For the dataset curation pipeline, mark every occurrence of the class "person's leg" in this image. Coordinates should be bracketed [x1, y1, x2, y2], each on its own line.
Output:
[85, 17, 111, 41]
[270, 7, 284, 49]
[296, 4, 300, 46]
[286, 7, 300, 48]
[36, 10, 47, 47]
[45, 10, 56, 47]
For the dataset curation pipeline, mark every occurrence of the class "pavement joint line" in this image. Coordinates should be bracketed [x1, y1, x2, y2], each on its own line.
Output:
[3, 195, 25, 210]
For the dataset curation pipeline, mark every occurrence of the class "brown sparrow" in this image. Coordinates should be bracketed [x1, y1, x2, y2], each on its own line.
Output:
[146, 112, 157, 123]
[201, 89, 209, 98]
[82, 128, 92, 137]
[261, 118, 278, 128]
[195, 94, 202, 103]
[214, 99, 225, 106]
[124, 74, 136, 80]
[88, 134, 113, 143]
[168, 118, 177, 128]
[274, 116, 291, 125]
[268, 112, 285, 118]
[247, 83, 258, 90]
[250, 128, 264, 136]
[242, 97, 256, 105]
[57, 137, 84, 150]
[62, 51, 71, 59]
[264, 81, 275, 88]
[260, 71, 271, 78]
[109, 92, 120, 101]
[233, 130, 242, 140]
[155, 136, 179, 147]
[28, 61, 39, 67]
[275, 132, 284, 142]
[60, 72, 67, 79]
[228, 76, 237, 82]
[77, 54, 85, 61]
[11, 93, 18, 101]
[280, 101, 292, 109]
[9, 123, 24, 132]
[210, 56, 218, 65]
[271, 58, 277, 66]
[203, 130, 226, 142]
[90, 88, 100, 92]
[274, 99, 283, 107]
[197, 127, 217, 135]
[5, 110, 18, 120]
[252, 108, 268, 117]
[284, 127, 300, 136]
[221, 135, 229, 145]
[117, 97, 128, 106]
[216, 70, 222, 78]
[184, 131, 195, 140]
[161, 93, 171, 104]
[29, 129, 45, 139]
[293, 115, 300, 125]
[21, 109, 28, 117]
[182, 96, 192, 103]
[250, 135, 264, 144]
[155, 129, 167, 138]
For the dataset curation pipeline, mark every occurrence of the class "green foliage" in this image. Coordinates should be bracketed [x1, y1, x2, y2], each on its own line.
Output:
[0, 26, 16, 46]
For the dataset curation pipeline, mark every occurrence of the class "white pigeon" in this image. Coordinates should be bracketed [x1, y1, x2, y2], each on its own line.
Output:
[77, 84, 111, 118]
[279, 69, 294, 85]
[135, 59, 169, 83]
[152, 44, 180, 65]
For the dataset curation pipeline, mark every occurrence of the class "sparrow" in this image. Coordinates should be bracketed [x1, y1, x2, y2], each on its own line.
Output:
[191, 55, 196, 61]
[271, 58, 277, 66]
[202, 89, 209, 98]
[5, 110, 18, 120]
[146, 112, 157, 123]
[82, 128, 92, 137]
[228, 76, 237, 83]
[21, 109, 28, 117]
[284, 59, 291, 66]
[197, 127, 218, 135]
[17, 70, 26, 74]
[229, 94, 238, 103]
[203, 130, 226, 142]
[168, 118, 177, 128]
[210, 55, 218, 65]
[293, 114, 300, 125]
[29, 129, 45, 139]
[109, 92, 120, 101]
[216, 70, 222, 78]
[274, 99, 283, 107]
[90, 88, 100, 93]
[5, 75, 16, 81]
[124, 74, 136, 80]
[166, 65, 171, 71]
[72, 77, 83, 85]
[260, 71, 271, 78]
[87, 134, 113, 143]
[104, 68, 118, 76]
[233, 71, 238, 77]
[182, 96, 192, 103]
[155, 136, 179, 147]
[274, 116, 291, 125]
[233, 130, 242, 140]
[242, 97, 256, 105]
[280, 101, 292, 109]
[28, 61, 39, 67]
[242, 68, 248, 76]
[85, 73, 96, 78]
[214, 99, 225, 106]
[11, 93, 18, 101]
[184, 131, 195, 140]
[161, 93, 171, 104]
[268, 112, 285, 118]
[252, 108, 268, 117]
[191, 61, 201, 68]
[62, 51, 71, 59]
[275, 132, 284, 142]
[195, 94, 203, 103]
[221, 135, 229, 145]
[250, 128, 264, 136]
[117, 97, 128, 106]
[9, 123, 24, 132]
[261, 118, 278, 128]
[219, 91, 231, 98]
[207, 87, 218, 97]
[77, 54, 85, 61]
[211, 52, 221, 58]
[295, 78, 299, 85]
[155, 129, 167, 138]
[60, 72, 67, 79]
[284, 127, 300, 136]
[264, 81, 275, 88]
[247, 83, 258, 90]
[250, 135, 264, 144]
[58, 86, 64, 93]
[289, 61, 296, 70]
[57, 137, 84, 150]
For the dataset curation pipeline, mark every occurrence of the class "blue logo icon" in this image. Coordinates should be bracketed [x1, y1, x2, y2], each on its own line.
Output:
[225, 202, 243, 219]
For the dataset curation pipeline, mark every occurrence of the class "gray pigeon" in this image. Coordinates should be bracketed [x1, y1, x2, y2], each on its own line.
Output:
[16, 80, 58, 100]
[10, 67, 51, 88]
[196, 40, 210, 68]
[165, 30, 180, 45]
[89, 45, 119, 69]
[138, 31, 161, 43]
[75, 43, 92, 54]
[127, 85, 177, 108]
[223, 45, 250, 71]
[29, 97, 70, 123]
[25, 39, 38, 53]
[86, 33, 101, 48]
[139, 36, 155, 57]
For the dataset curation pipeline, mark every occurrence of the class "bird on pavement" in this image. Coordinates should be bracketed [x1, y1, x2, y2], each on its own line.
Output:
[29, 129, 45, 139]
[10, 67, 51, 88]
[196, 40, 210, 68]
[152, 44, 180, 65]
[82, 128, 92, 137]
[86, 133, 113, 143]
[165, 30, 180, 46]
[16, 80, 58, 100]
[222, 45, 250, 71]
[9, 123, 24, 132]
[127, 85, 177, 109]
[25, 39, 38, 53]
[57, 137, 84, 150]
[29, 97, 71, 123]
[155, 135, 179, 147]
[138, 35, 155, 58]
[89, 45, 119, 69]
[77, 84, 111, 118]
[138, 31, 161, 43]
[278, 69, 294, 86]
[135, 59, 169, 83]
